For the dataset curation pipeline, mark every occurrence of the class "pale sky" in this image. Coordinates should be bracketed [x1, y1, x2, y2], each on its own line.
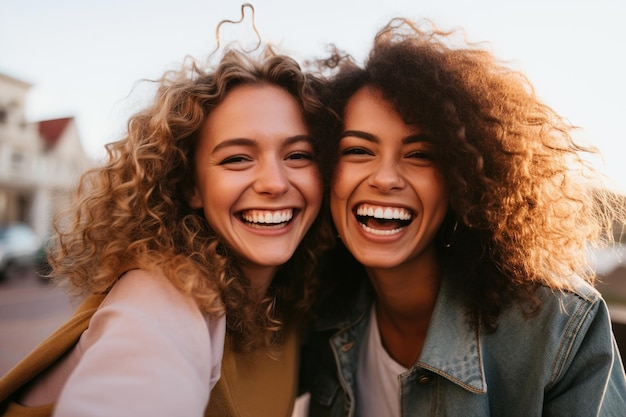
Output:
[1, 0, 624, 193]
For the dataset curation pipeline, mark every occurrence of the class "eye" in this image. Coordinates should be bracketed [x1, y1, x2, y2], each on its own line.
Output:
[285, 150, 315, 168]
[286, 151, 314, 161]
[405, 149, 435, 167]
[218, 154, 253, 167]
[341, 146, 373, 156]
[406, 150, 433, 160]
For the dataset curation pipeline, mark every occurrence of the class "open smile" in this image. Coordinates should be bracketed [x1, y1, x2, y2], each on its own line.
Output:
[239, 208, 295, 229]
[354, 203, 414, 236]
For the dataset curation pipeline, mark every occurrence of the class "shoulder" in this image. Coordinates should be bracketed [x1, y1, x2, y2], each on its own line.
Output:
[482, 276, 618, 383]
[54, 269, 226, 415]
[534, 275, 602, 321]
[89, 268, 226, 349]
[79, 268, 226, 380]
[494, 276, 611, 370]
[108, 268, 183, 298]
[104, 269, 200, 318]
[500, 275, 605, 332]
[490, 276, 610, 363]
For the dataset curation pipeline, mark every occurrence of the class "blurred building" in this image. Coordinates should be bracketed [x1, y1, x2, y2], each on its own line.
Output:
[0, 72, 94, 238]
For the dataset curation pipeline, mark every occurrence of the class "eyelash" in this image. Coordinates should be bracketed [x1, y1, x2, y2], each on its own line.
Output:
[218, 151, 314, 166]
[219, 155, 251, 165]
[342, 147, 432, 160]
[286, 151, 314, 161]
[342, 147, 372, 156]
[406, 150, 433, 160]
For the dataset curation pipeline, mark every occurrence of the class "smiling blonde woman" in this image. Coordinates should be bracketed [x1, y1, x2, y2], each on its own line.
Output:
[0, 45, 334, 417]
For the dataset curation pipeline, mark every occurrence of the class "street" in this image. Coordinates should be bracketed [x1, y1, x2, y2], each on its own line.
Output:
[0, 267, 79, 375]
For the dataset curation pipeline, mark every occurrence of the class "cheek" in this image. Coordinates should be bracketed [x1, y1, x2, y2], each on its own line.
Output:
[330, 163, 353, 201]
[196, 175, 235, 220]
[330, 163, 360, 227]
[330, 193, 344, 232]
[295, 167, 324, 213]
[307, 178, 324, 212]
[421, 175, 449, 222]
[330, 183, 350, 232]
[202, 197, 228, 229]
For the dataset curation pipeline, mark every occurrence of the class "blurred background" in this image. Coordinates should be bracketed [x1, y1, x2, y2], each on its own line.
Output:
[1, 0, 625, 375]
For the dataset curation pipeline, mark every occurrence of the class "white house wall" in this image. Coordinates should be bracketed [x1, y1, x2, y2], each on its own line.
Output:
[0, 72, 94, 238]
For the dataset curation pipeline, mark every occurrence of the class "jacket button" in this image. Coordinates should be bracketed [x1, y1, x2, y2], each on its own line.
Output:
[341, 341, 355, 352]
[416, 373, 432, 384]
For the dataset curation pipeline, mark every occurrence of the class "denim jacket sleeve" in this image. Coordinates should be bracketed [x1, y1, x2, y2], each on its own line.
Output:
[542, 292, 626, 416]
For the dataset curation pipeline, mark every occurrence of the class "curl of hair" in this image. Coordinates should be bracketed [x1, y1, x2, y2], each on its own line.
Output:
[318, 18, 626, 330]
[49, 46, 335, 352]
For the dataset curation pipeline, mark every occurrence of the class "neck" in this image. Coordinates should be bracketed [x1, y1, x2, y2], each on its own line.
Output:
[367, 247, 440, 316]
[367, 247, 441, 367]
[240, 264, 278, 301]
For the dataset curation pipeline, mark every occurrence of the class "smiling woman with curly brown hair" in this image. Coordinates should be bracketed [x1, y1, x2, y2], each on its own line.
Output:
[302, 17, 626, 417]
[0, 44, 334, 416]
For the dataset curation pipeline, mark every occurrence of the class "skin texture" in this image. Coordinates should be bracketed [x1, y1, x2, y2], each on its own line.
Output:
[189, 84, 323, 296]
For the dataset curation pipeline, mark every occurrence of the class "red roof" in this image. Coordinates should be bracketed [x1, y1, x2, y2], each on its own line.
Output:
[38, 117, 73, 150]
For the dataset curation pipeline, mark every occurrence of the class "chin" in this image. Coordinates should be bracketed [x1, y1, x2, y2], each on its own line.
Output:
[353, 254, 403, 270]
[255, 256, 292, 268]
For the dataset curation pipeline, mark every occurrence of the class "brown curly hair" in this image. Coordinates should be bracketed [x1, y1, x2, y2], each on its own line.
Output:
[49, 46, 335, 352]
[318, 18, 626, 330]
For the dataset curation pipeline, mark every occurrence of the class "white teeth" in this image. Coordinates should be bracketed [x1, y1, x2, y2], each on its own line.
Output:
[356, 204, 412, 220]
[241, 209, 293, 225]
[360, 223, 403, 236]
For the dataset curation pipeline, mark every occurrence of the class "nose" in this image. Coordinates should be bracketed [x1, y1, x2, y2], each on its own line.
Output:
[368, 159, 405, 192]
[253, 158, 290, 196]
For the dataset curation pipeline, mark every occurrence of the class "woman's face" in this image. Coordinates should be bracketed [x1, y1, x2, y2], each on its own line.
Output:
[189, 84, 322, 279]
[331, 86, 449, 271]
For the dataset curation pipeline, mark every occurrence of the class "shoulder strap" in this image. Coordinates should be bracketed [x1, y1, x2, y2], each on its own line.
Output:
[0, 294, 106, 405]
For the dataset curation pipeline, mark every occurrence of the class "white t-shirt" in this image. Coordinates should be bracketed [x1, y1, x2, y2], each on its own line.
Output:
[355, 306, 406, 417]
[24, 268, 226, 417]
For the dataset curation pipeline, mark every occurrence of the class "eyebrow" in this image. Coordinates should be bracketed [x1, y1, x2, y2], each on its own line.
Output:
[340, 130, 432, 145]
[211, 134, 314, 153]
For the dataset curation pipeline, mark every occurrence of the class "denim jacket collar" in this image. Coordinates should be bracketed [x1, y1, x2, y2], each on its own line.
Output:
[415, 275, 486, 393]
[313, 271, 487, 394]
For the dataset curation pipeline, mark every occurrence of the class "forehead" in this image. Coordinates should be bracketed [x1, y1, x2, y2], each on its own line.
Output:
[343, 86, 423, 139]
[200, 84, 309, 147]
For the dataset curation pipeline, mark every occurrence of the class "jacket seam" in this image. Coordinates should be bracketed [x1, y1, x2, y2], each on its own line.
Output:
[548, 296, 596, 387]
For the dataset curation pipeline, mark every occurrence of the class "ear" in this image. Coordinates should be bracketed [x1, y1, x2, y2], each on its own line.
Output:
[187, 187, 203, 209]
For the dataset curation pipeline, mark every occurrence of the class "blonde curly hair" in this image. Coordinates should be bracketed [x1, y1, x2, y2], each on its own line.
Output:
[319, 18, 626, 330]
[50, 46, 335, 351]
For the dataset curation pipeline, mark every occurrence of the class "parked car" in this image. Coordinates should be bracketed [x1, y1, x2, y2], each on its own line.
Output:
[0, 223, 42, 281]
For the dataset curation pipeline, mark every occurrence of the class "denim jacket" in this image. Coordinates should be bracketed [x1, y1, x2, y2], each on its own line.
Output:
[303, 272, 626, 417]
